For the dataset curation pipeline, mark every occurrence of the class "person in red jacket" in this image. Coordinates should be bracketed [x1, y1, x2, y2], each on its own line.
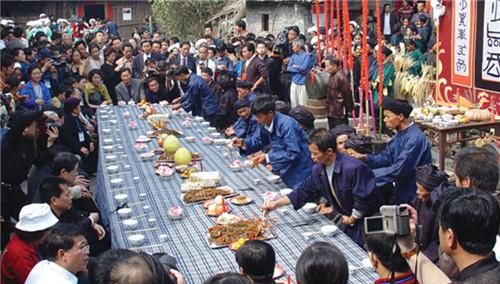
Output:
[1, 203, 58, 284]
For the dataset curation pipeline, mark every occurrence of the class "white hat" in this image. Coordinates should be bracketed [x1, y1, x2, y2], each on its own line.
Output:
[14, 62, 22, 69]
[167, 43, 180, 53]
[307, 26, 317, 34]
[40, 13, 47, 19]
[16, 203, 58, 232]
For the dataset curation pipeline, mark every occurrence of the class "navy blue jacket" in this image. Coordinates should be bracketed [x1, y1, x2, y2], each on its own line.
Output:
[289, 154, 383, 245]
[245, 112, 313, 188]
[181, 73, 219, 118]
[367, 123, 432, 204]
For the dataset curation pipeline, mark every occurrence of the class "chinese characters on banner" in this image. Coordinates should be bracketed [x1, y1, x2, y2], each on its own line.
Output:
[482, 0, 500, 83]
[452, 0, 474, 87]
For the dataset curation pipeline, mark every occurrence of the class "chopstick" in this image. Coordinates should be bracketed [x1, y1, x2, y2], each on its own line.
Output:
[127, 227, 158, 233]
[129, 244, 164, 250]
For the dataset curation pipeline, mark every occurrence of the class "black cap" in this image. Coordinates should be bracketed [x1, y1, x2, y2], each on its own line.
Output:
[330, 124, 355, 138]
[234, 98, 251, 110]
[289, 106, 314, 128]
[64, 97, 80, 113]
[381, 96, 413, 118]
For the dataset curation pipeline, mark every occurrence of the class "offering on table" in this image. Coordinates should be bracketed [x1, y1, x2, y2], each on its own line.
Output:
[182, 187, 234, 204]
[181, 171, 220, 191]
[202, 136, 213, 144]
[128, 121, 138, 129]
[174, 148, 192, 166]
[229, 237, 248, 251]
[156, 166, 174, 179]
[207, 219, 274, 247]
[163, 135, 181, 153]
[157, 152, 175, 163]
[134, 143, 148, 152]
[230, 195, 253, 205]
[168, 206, 183, 220]
[216, 213, 243, 225]
[136, 135, 151, 143]
[207, 195, 231, 216]
[182, 119, 192, 128]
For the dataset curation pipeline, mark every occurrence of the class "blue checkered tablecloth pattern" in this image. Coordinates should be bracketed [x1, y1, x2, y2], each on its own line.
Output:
[95, 104, 377, 284]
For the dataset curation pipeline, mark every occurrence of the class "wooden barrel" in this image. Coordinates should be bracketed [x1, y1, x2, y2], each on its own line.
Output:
[306, 98, 327, 119]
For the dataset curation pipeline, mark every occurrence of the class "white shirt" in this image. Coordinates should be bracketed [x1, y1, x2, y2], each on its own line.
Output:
[383, 13, 392, 35]
[143, 53, 151, 62]
[196, 58, 216, 76]
[25, 260, 78, 284]
[264, 119, 274, 163]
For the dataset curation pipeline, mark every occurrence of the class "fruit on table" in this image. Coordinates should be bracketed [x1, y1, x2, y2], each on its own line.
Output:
[230, 238, 248, 250]
[163, 135, 181, 153]
[174, 147, 192, 165]
[207, 195, 229, 216]
[465, 109, 492, 121]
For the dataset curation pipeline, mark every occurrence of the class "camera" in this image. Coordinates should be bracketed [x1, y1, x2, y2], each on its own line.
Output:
[364, 205, 410, 236]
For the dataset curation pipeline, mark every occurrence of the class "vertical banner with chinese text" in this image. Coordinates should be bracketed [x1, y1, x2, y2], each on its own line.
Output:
[451, 0, 475, 87]
[476, 0, 500, 92]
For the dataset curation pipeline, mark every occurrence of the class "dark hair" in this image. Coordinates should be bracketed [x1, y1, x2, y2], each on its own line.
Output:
[454, 146, 499, 192]
[52, 152, 79, 176]
[74, 40, 87, 49]
[1, 53, 15, 69]
[236, 20, 246, 30]
[204, 273, 252, 284]
[438, 189, 500, 255]
[384, 3, 391, 9]
[180, 41, 191, 48]
[4, 75, 20, 90]
[324, 56, 340, 67]
[122, 43, 133, 50]
[39, 176, 68, 204]
[170, 36, 180, 43]
[365, 233, 410, 273]
[63, 87, 74, 99]
[13, 27, 24, 38]
[51, 32, 62, 41]
[251, 95, 275, 115]
[40, 223, 85, 260]
[15, 228, 48, 243]
[308, 128, 336, 153]
[255, 40, 268, 49]
[108, 252, 175, 284]
[295, 242, 348, 284]
[111, 36, 122, 42]
[104, 47, 117, 58]
[141, 40, 152, 47]
[235, 240, 275, 283]
[200, 67, 213, 77]
[88, 69, 102, 81]
[27, 65, 41, 77]
[204, 23, 213, 30]
[152, 40, 161, 46]
[120, 67, 132, 76]
[173, 65, 190, 76]
[89, 249, 138, 284]
[242, 42, 255, 53]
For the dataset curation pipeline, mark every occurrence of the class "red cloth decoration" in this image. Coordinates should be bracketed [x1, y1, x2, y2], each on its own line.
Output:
[375, 0, 384, 106]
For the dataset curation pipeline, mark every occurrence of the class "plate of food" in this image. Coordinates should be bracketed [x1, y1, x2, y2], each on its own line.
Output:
[136, 135, 152, 143]
[207, 219, 275, 249]
[215, 213, 242, 225]
[230, 195, 253, 206]
[180, 186, 236, 204]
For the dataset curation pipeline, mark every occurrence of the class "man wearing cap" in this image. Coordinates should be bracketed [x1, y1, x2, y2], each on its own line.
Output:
[236, 80, 257, 102]
[288, 105, 315, 136]
[350, 97, 432, 204]
[1, 203, 58, 284]
[226, 98, 259, 141]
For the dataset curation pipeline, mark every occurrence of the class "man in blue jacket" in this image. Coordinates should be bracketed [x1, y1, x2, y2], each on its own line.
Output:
[350, 97, 432, 204]
[262, 128, 382, 246]
[287, 38, 311, 108]
[226, 98, 258, 139]
[232, 95, 313, 188]
[172, 65, 219, 125]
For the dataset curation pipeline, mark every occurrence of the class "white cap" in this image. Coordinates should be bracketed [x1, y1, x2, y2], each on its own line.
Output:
[14, 62, 22, 69]
[167, 43, 180, 53]
[307, 26, 317, 34]
[16, 203, 58, 232]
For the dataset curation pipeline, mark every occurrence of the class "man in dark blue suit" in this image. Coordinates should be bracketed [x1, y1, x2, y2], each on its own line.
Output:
[171, 41, 196, 73]
[132, 40, 154, 78]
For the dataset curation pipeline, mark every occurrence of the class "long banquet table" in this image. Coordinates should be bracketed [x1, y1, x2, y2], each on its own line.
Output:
[95, 104, 377, 284]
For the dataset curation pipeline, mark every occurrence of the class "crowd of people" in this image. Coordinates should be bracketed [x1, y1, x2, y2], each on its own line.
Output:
[0, 0, 499, 283]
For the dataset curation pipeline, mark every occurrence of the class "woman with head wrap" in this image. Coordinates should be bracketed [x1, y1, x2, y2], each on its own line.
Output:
[412, 163, 450, 262]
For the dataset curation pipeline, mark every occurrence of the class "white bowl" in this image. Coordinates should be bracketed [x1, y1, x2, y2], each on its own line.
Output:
[114, 193, 128, 206]
[266, 174, 281, 184]
[147, 218, 157, 227]
[110, 178, 123, 188]
[302, 202, 317, 214]
[168, 206, 184, 220]
[194, 116, 204, 122]
[159, 234, 169, 242]
[280, 188, 293, 196]
[103, 145, 114, 153]
[105, 155, 117, 162]
[210, 132, 221, 139]
[102, 128, 112, 134]
[207, 127, 216, 132]
[140, 152, 155, 161]
[139, 193, 147, 200]
[185, 136, 195, 143]
[109, 120, 118, 125]
[128, 234, 145, 246]
[107, 165, 119, 174]
[103, 139, 114, 145]
[229, 165, 242, 172]
[117, 208, 132, 219]
[321, 225, 338, 237]
[143, 205, 151, 213]
[123, 218, 138, 230]
[201, 121, 210, 127]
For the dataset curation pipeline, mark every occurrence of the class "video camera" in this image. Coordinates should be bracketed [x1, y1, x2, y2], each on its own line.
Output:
[364, 205, 411, 236]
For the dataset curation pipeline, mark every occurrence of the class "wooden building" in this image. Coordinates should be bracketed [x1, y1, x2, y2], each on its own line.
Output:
[1, 0, 153, 38]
